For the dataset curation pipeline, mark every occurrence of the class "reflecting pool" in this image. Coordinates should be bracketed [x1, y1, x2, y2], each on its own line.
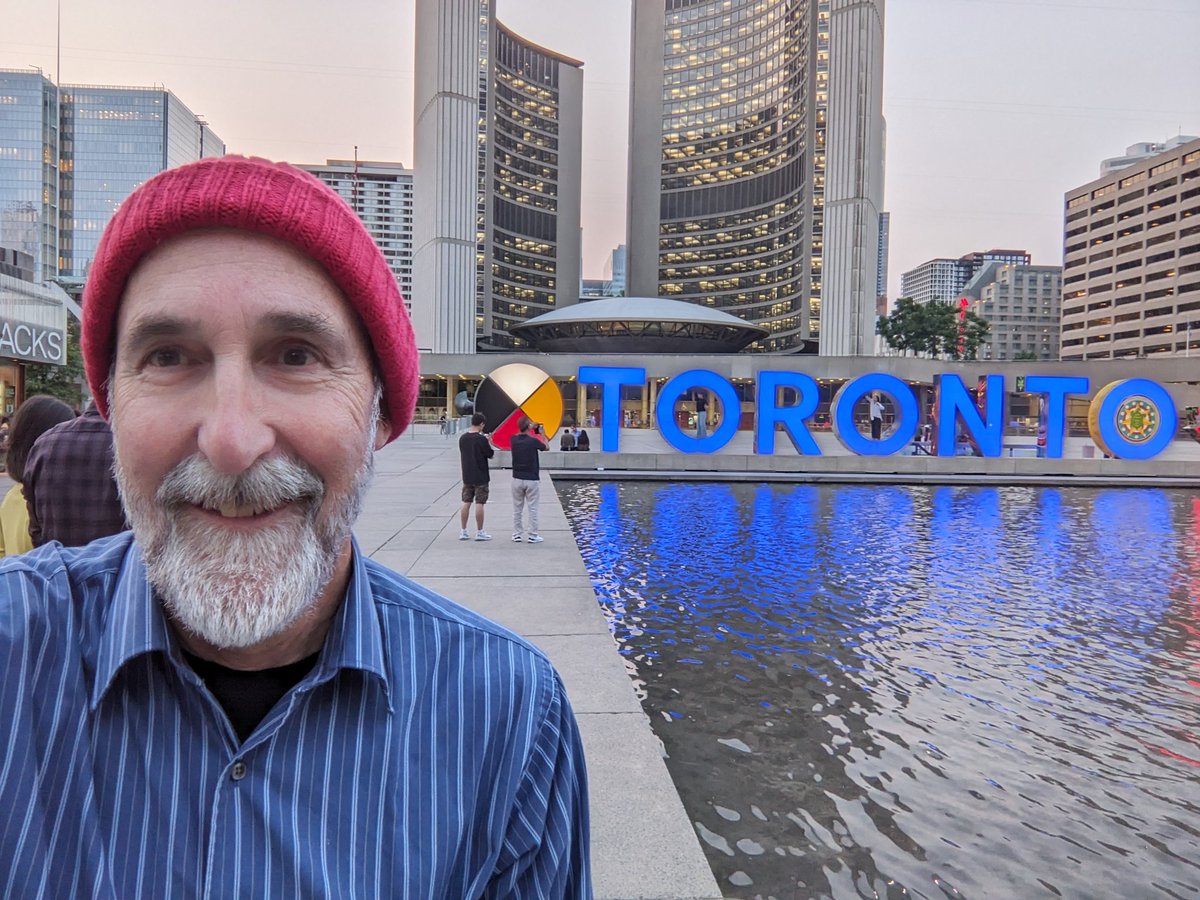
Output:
[558, 481, 1200, 899]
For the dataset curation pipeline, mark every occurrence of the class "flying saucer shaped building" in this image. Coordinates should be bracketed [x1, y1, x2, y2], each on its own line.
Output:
[507, 296, 769, 353]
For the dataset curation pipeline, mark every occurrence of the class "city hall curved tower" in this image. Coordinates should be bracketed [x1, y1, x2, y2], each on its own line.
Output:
[627, 0, 884, 355]
[413, 1, 582, 353]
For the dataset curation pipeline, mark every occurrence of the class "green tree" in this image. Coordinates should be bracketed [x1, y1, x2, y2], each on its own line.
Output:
[877, 298, 990, 360]
[23, 317, 86, 408]
[1013, 348, 1038, 360]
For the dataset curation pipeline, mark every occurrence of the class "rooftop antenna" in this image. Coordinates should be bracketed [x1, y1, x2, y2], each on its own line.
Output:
[54, 0, 61, 281]
[352, 144, 360, 210]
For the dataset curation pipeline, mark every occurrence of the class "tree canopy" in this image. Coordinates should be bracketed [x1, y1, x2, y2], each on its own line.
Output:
[23, 317, 86, 408]
[877, 298, 990, 361]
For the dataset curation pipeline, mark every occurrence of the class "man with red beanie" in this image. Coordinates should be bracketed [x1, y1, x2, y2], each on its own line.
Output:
[0, 156, 590, 898]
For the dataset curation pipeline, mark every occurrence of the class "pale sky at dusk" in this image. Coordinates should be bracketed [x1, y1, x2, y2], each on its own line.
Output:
[5, 0, 1198, 298]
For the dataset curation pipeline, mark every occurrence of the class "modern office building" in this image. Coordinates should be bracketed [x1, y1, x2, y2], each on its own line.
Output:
[1100, 135, 1199, 176]
[899, 249, 1031, 307]
[0, 69, 224, 287]
[625, 0, 885, 356]
[57, 84, 223, 283]
[1061, 136, 1200, 360]
[962, 261, 1062, 361]
[0, 69, 60, 283]
[412, 0, 583, 353]
[299, 159, 415, 311]
[605, 244, 627, 297]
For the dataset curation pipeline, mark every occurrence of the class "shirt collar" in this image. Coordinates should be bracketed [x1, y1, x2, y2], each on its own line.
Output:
[92, 536, 389, 710]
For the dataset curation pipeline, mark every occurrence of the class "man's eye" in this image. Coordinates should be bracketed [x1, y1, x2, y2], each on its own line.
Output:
[280, 347, 316, 366]
[146, 348, 183, 367]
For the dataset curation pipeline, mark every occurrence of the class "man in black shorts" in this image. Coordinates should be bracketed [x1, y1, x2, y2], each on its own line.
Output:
[458, 413, 494, 541]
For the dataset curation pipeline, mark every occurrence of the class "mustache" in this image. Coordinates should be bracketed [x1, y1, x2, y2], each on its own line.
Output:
[156, 454, 325, 513]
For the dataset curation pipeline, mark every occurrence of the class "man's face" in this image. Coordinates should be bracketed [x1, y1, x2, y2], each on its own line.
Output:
[109, 229, 391, 649]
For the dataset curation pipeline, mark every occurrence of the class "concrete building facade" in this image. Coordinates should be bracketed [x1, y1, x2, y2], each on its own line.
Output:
[412, 0, 583, 353]
[899, 249, 1030, 306]
[299, 159, 415, 311]
[626, 0, 886, 356]
[963, 262, 1062, 361]
[1061, 136, 1200, 360]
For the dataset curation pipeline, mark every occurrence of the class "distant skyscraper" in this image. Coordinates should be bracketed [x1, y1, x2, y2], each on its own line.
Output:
[0, 69, 60, 283]
[412, 0, 583, 353]
[626, 0, 885, 355]
[604, 244, 627, 296]
[900, 249, 1030, 307]
[1061, 136, 1200, 360]
[0, 69, 224, 285]
[57, 84, 224, 281]
[300, 159, 415, 310]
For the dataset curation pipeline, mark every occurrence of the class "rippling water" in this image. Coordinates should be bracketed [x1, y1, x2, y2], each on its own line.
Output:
[557, 481, 1200, 900]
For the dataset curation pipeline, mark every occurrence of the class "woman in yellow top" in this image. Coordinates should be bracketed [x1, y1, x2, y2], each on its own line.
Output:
[0, 395, 75, 557]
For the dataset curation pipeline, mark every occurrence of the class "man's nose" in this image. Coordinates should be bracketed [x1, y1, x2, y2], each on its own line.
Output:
[196, 366, 275, 475]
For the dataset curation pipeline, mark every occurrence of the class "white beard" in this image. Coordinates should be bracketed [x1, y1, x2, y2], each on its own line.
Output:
[114, 443, 374, 650]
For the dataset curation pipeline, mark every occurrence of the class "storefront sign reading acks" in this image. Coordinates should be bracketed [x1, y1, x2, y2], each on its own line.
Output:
[0, 317, 66, 365]
[577, 366, 1179, 462]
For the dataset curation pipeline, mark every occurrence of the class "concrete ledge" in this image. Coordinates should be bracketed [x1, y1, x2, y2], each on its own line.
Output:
[546, 452, 1200, 486]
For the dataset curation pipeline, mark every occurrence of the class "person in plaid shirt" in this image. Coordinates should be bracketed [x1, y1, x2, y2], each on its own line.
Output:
[23, 400, 128, 547]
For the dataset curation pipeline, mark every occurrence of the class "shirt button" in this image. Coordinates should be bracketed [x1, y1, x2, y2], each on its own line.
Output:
[230, 762, 247, 781]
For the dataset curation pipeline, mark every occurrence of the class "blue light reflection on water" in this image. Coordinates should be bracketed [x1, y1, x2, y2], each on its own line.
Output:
[559, 481, 1200, 899]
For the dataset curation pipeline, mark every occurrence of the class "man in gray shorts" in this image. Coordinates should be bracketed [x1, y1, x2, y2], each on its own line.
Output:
[458, 413, 494, 541]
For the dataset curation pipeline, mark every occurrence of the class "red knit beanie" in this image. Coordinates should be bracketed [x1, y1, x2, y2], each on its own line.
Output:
[82, 155, 418, 443]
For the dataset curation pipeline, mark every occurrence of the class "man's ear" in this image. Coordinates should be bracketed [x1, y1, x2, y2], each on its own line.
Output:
[374, 418, 393, 450]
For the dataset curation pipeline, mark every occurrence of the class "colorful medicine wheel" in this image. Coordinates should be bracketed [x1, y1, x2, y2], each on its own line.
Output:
[474, 363, 563, 451]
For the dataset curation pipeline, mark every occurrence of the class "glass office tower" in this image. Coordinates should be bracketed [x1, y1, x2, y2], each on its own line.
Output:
[0, 69, 59, 283]
[627, 0, 884, 354]
[57, 85, 225, 280]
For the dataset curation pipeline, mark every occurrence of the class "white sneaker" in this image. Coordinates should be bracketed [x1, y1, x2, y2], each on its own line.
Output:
[527, 534, 544, 544]
[512, 533, 523, 542]
[459, 530, 470, 541]
[475, 531, 492, 541]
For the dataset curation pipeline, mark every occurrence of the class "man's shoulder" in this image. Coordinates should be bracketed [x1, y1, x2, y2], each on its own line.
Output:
[362, 558, 552, 670]
[0, 533, 134, 635]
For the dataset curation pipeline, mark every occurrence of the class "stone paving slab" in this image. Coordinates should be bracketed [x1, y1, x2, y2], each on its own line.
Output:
[579, 712, 722, 900]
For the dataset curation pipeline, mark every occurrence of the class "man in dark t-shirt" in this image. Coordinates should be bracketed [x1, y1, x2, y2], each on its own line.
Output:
[458, 413, 495, 541]
[509, 417, 549, 543]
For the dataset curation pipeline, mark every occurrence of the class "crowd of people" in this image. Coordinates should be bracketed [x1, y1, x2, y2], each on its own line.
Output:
[0, 396, 128, 558]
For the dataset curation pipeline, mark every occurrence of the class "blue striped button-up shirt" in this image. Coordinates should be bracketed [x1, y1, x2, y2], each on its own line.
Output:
[0, 533, 590, 898]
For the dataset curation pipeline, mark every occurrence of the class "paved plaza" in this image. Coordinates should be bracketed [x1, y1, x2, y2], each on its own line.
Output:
[360, 428, 723, 900]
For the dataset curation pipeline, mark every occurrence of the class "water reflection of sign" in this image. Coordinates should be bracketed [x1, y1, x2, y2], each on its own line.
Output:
[0, 318, 65, 365]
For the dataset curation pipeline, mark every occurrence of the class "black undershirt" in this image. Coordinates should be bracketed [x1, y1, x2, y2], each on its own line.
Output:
[183, 649, 320, 742]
